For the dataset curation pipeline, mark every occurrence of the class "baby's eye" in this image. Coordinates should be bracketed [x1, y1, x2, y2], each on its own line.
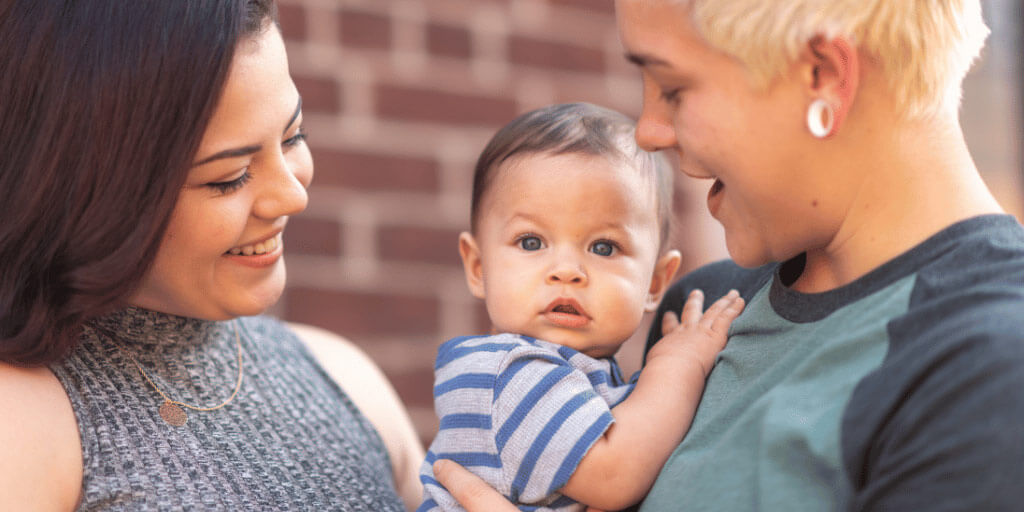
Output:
[518, 236, 544, 251]
[590, 240, 616, 257]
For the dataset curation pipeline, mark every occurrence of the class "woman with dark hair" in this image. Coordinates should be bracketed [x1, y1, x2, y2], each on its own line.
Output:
[0, 1, 422, 509]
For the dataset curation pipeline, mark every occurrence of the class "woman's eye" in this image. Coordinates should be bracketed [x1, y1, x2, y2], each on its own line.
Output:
[590, 241, 616, 257]
[207, 169, 252, 194]
[518, 236, 543, 251]
[283, 128, 307, 148]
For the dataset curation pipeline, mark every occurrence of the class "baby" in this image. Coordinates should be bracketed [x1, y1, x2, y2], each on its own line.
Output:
[418, 103, 744, 511]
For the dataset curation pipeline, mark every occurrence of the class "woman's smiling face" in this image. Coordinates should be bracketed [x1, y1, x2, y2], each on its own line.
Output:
[129, 26, 313, 319]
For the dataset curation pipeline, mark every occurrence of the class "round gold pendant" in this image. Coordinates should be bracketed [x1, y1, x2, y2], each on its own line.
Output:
[159, 401, 188, 427]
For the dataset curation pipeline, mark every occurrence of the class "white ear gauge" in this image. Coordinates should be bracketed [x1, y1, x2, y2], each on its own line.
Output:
[806, 99, 835, 138]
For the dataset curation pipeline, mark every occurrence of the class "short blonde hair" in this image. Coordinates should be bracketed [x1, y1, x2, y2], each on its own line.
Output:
[676, 0, 989, 119]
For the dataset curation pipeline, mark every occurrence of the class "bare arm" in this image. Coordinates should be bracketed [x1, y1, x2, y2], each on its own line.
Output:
[290, 323, 426, 510]
[0, 363, 82, 512]
[559, 290, 743, 510]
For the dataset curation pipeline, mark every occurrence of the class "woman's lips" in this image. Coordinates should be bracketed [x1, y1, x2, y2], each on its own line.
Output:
[224, 233, 284, 268]
[707, 179, 725, 217]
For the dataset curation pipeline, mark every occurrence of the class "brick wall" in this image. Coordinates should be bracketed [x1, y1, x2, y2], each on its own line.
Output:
[275, 0, 1023, 443]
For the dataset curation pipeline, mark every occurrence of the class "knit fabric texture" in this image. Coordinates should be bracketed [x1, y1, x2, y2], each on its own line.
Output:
[50, 307, 405, 511]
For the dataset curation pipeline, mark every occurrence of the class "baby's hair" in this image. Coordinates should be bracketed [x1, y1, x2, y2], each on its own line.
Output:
[671, 0, 988, 119]
[470, 102, 674, 247]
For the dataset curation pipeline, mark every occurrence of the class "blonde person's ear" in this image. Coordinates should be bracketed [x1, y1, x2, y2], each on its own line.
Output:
[801, 35, 860, 137]
[458, 232, 486, 299]
[645, 249, 682, 312]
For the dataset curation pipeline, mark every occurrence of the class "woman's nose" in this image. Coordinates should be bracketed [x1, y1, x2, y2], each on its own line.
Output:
[254, 153, 311, 220]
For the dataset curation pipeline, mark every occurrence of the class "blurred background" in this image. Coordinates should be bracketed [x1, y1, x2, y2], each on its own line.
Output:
[272, 0, 1024, 443]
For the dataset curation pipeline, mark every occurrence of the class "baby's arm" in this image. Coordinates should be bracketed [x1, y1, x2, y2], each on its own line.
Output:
[559, 289, 743, 510]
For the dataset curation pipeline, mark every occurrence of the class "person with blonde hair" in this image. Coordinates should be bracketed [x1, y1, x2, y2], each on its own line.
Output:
[435, 1, 1024, 510]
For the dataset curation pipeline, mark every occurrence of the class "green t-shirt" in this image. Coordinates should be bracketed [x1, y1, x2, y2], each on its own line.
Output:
[640, 215, 1024, 511]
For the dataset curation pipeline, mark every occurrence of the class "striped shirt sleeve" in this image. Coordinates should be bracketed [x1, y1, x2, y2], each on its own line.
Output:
[491, 344, 615, 504]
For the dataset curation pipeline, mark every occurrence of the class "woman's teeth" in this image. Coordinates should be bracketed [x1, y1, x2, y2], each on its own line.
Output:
[227, 234, 281, 256]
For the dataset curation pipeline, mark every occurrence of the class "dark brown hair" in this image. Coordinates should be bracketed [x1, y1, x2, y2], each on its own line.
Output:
[470, 102, 674, 244]
[0, 0, 277, 366]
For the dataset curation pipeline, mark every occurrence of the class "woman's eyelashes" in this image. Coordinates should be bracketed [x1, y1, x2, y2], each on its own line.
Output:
[283, 127, 307, 148]
[207, 169, 252, 194]
[205, 128, 306, 195]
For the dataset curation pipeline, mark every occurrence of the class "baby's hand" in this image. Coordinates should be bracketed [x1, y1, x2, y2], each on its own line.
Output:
[646, 289, 744, 377]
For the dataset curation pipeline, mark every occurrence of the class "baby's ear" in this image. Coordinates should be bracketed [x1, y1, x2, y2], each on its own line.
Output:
[646, 250, 682, 312]
[458, 232, 486, 299]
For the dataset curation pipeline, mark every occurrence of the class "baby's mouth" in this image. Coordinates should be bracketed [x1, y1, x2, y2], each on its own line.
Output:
[226, 233, 282, 256]
[552, 304, 579, 315]
[543, 299, 590, 328]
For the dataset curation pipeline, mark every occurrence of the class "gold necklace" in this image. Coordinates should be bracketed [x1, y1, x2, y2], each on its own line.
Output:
[114, 321, 244, 427]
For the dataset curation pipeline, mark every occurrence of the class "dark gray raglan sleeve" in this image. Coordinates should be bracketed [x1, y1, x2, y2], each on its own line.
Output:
[644, 260, 774, 357]
[842, 244, 1024, 510]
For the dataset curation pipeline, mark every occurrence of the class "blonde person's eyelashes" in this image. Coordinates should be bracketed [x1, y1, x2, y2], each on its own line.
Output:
[660, 87, 682, 104]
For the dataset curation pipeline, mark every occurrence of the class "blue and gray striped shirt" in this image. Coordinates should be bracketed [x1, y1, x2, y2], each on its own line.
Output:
[418, 333, 636, 511]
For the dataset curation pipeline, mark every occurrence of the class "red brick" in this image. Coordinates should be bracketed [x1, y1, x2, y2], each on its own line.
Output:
[339, 10, 391, 49]
[387, 368, 438, 410]
[293, 75, 341, 114]
[509, 35, 606, 73]
[311, 148, 440, 193]
[285, 288, 440, 337]
[277, 3, 308, 41]
[376, 84, 518, 126]
[285, 216, 341, 256]
[474, 303, 492, 333]
[427, 23, 472, 59]
[547, 0, 615, 14]
[378, 226, 463, 266]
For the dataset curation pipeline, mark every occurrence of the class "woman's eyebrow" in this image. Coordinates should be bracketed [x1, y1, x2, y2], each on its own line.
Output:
[283, 96, 302, 135]
[193, 96, 303, 167]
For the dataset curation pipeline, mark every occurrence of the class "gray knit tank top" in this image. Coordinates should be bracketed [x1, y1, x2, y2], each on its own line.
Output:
[49, 307, 405, 511]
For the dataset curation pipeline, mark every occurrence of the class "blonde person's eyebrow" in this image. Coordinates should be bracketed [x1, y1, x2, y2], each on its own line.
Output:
[192, 96, 303, 167]
[625, 51, 673, 68]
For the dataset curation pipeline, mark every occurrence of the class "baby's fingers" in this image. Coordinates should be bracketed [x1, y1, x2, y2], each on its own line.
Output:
[661, 310, 681, 336]
[698, 290, 740, 331]
[709, 296, 744, 335]
[680, 289, 705, 327]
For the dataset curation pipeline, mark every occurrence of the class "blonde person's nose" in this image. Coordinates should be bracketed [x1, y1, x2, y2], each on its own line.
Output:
[254, 155, 310, 220]
[635, 82, 678, 153]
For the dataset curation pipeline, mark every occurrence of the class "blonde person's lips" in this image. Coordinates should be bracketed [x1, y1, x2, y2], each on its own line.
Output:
[543, 298, 590, 329]
[707, 178, 725, 217]
[224, 232, 284, 268]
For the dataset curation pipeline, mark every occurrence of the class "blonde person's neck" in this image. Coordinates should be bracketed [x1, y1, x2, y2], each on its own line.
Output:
[793, 110, 1003, 294]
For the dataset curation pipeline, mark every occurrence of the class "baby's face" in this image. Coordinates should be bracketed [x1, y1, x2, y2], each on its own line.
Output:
[465, 152, 666, 358]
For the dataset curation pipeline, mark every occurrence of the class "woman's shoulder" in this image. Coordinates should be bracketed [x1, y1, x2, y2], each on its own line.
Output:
[285, 322, 426, 510]
[0, 362, 82, 510]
